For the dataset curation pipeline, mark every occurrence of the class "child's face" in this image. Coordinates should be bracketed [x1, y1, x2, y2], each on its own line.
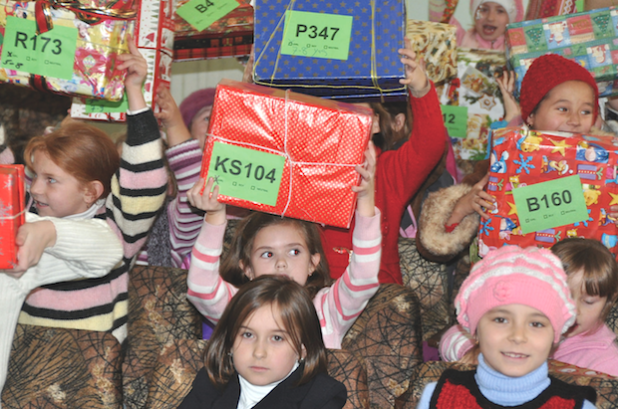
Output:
[474, 2, 510, 43]
[244, 224, 320, 285]
[30, 150, 92, 218]
[476, 304, 555, 377]
[231, 304, 303, 386]
[190, 105, 212, 150]
[527, 81, 595, 134]
[565, 270, 606, 338]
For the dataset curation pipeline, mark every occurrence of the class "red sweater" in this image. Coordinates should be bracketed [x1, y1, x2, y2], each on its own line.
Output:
[321, 83, 446, 284]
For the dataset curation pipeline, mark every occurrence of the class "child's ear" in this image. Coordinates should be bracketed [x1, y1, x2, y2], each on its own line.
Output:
[239, 260, 254, 280]
[392, 113, 406, 133]
[526, 113, 535, 128]
[309, 253, 321, 274]
[301, 344, 307, 359]
[84, 180, 104, 207]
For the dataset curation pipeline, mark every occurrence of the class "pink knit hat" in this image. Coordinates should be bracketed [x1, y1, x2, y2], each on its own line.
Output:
[455, 245, 575, 343]
[179, 88, 216, 129]
[470, 0, 524, 24]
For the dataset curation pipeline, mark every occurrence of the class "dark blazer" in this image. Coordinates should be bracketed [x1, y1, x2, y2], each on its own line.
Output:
[178, 364, 347, 409]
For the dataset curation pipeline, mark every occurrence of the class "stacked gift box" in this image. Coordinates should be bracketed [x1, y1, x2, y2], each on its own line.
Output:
[478, 127, 618, 258]
[70, 0, 175, 121]
[173, 0, 253, 61]
[0, 0, 135, 101]
[406, 19, 457, 85]
[252, 0, 407, 102]
[200, 79, 373, 228]
[0, 165, 25, 269]
[506, 6, 618, 98]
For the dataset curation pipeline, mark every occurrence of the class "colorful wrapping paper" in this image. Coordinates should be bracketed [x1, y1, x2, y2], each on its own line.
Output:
[439, 48, 507, 163]
[0, 0, 134, 101]
[506, 7, 618, 98]
[200, 79, 373, 228]
[173, 0, 252, 61]
[0, 165, 25, 269]
[406, 19, 457, 85]
[478, 127, 618, 258]
[70, 0, 175, 121]
[252, 0, 407, 101]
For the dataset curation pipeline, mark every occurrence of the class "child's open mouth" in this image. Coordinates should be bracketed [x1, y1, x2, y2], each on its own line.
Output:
[483, 25, 497, 36]
[502, 352, 529, 359]
[34, 199, 49, 208]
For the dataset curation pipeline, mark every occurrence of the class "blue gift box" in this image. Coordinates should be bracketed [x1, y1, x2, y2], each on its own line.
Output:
[253, 0, 407, 101]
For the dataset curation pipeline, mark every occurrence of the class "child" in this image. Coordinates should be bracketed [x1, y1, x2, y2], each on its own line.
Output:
[550, 238, 618, 376]
[418, 53, 601, 262]
[178, 275, 346, 409]
[185, 143, 381, 349]
[419, 246, 597, 408]
[17, 39, 168, 343]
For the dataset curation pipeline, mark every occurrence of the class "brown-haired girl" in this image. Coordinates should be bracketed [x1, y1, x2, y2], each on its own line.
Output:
[186, 144, 380, 349]
[17, 39, 168, 343]
[179, 275, 346, 409]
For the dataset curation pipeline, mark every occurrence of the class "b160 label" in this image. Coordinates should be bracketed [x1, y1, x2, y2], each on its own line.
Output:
[1, 16, 77, 80]
[205, 142, 286, 207]
[281, 10, 353, 61]
[512, 175, 588, 235]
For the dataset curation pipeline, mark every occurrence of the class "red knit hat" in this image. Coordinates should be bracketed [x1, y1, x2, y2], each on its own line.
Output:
[520, 54, 599, 124]
[179, 88, 216, 129]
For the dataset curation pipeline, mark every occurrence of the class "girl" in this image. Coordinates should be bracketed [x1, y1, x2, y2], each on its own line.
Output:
[418, 53, 602, 262]
[16, 39, 168, 343]
[419, 246, 596, 408]
[185, 143, 381, 349]
[178, 275, 346, 409]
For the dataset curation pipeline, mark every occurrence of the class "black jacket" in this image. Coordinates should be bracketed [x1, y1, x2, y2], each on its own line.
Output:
[178, 364, 347, 409]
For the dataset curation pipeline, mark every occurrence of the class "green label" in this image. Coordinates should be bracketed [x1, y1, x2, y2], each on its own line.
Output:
[512, 175, 588, 235]
[280, 10, 353, 61]
[1, 17, 77, 80]
[441, 105, 468, 138]
[205, 142, 286, 206]
[176, 0, 239, 32]
[575, 0, 584, 11]
[85, 93, 128, 114]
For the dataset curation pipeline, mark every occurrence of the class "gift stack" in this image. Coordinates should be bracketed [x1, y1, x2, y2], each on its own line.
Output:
[70, 0, 176, 121]
[506, 6, 618, 98]
[0, 0, 135, 101]
[478, 127, 618, 257]
[252, 0, 407, 102]
[0, 165, 25, 269]
[406, 20, 458, 85]
[200, 79, 373, 228]
[438, 48, 507, 167]
[173, 0, 253, 61]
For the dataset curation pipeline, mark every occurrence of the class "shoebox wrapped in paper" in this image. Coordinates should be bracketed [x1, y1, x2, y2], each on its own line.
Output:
[0, 165, 25, 269]
[477, 127, 618, 258]
[173, 0, 253, 61]
[0, 0, 135, 101]
[437, 48, 507, 168]
[506, 6, 618, 98]
[406, 19, 457, 84]
[199, 79, 373, 228]
[70, 0, 175, 121]
[252, 0, 407, 102]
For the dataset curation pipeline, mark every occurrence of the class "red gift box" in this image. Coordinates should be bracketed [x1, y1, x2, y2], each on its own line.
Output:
[0, 165, 25, 269]
[200, 79, 373, 228]
[478, 127, 618, 257]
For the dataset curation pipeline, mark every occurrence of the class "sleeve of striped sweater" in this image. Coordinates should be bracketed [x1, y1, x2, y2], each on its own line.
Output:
[107, 109, 168, 258]
[186, 220, 238, 322]
[166, 139, 205, 267]
[316, 209, 381, 349]
[439, 324, 475, 361]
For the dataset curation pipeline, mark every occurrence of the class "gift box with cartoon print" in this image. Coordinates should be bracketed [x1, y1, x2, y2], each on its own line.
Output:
[506, 6, 618, 98]
[0, 165, 25, 269]
[478, 127, 618, 258]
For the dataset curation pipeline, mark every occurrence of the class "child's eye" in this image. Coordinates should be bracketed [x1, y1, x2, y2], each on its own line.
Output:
[581, 109, 592, 115]
[241, 331, 254, 339]
[557, 107, 568, 112]
[47, 177, 56, 184]
[584, 297, 600, 305]
[260, 251, 273, 258]
[530, 321, 545, 328]
[288, 248, 301, 256]
[493, 317, 507, 324]
[272, 335, 284, 342]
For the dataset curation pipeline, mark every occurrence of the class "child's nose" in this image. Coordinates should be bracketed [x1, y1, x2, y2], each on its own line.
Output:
[508, 325, 527, 343]
[275, 257, 287, 269]
[30, 177, 43, 195]
[253, 340, 267, 358]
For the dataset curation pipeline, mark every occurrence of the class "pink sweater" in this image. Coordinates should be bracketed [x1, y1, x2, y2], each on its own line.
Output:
[186, 210, 382, 349]
[440, 323, 618, 377]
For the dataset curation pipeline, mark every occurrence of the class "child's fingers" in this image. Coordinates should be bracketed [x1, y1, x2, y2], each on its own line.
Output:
[127, 36, 140, 56]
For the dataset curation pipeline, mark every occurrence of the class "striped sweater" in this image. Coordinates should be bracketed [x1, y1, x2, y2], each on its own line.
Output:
[186, 210, 382, 349]
[18, 110, 168, 343]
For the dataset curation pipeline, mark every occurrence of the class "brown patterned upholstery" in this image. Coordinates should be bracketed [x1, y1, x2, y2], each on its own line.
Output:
[397, 360, 618, 408]
[3, 325, 122, 409]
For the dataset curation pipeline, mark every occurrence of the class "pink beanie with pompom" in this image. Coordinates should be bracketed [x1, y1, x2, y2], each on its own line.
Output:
[455, 245, 575, 343]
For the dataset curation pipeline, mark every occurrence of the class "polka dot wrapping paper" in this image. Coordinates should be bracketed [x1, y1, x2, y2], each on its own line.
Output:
[0, 165, 25, 269]
[478, 127, 618, 258]
[200, 79, 373, 228]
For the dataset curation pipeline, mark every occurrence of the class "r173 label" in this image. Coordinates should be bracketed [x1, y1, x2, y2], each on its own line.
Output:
[205, 142, 285, 207]
[1, 16, 77, 80]
[280, 10, 353, 61]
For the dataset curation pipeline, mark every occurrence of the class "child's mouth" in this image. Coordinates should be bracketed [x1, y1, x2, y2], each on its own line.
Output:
[483, 25, 497, 36]
[502, 352, 529, 359]
[34, 199, 49, 208]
